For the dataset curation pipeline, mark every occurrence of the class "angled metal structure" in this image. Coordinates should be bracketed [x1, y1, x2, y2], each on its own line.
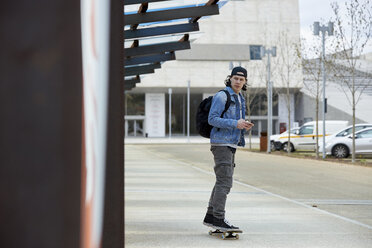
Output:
[124, 22, 199, 39]
[124, 0, 168, 5]
[124, 0, 222, 90]
[125, 5, 219, 25]
[125, 63, 161, 76]
[125, 41, 190, 57]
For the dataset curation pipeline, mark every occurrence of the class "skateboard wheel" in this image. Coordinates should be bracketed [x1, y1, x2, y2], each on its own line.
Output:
[208, 231, 212, 235]
[221, 234, 226, 239]
[235, 234, 239, 239]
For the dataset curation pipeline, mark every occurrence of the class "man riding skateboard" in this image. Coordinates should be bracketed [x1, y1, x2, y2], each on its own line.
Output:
[203, 66, 254, 231]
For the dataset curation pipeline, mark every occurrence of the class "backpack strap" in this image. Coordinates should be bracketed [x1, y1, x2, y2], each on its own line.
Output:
[216, 90, 231, 131]
[220, 90, 231, 118]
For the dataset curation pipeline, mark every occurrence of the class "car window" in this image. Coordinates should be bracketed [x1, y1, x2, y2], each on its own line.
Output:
[336, 127, 352, 137]
[289, 128, 298, 134]
[358, 129, 372, 138]
[336, 126, 369, 137]
[355, 126, 365, 132]
[299, 125, 313, 135]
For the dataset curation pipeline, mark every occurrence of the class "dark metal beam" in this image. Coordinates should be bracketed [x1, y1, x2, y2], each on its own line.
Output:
[125, 0, 168, 5]
[190, 0, 220, 23]
[125, 22, 199, 39]
[125, 52, 175, 66]
[101, 0, 124, 247]
[125, 63, 161, 74]
[125, 68, 154, 76]
[125, 5, 219, 25]
[124, 82, 137, 88]
[125, 77, 140, 85]
[130, 3, 148, 31]
[125, 41, 190, 57]
[124, 84, 136, 91]
[124, 74, 140, 90]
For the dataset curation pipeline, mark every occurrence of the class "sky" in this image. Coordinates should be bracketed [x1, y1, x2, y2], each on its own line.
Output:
[298, 0, 372, 56]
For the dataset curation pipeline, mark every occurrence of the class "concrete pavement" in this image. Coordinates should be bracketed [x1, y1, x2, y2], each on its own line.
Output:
[125, 144, 372, 248]
[125, 136, 260, 148]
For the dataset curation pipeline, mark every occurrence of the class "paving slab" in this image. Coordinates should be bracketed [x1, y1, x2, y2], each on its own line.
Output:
[125, 145, 372, 248]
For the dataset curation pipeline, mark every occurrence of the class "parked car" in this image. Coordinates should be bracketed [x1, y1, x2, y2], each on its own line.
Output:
[320, 127, 372, 158]
[275, 121, 349, 152]
[270, 127, 299, 151]
[323, 123, 372, 143]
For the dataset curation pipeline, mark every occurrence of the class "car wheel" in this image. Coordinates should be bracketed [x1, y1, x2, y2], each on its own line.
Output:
[270, 141, 276, 151]
[283, 142, 294, 152]
[332, 144, 349, 158]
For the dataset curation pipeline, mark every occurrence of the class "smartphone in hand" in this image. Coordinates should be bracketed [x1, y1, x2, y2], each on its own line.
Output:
[245, 120, 254, 126]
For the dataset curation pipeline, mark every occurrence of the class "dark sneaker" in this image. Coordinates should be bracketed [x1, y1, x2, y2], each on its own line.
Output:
[213, 218, 239, 231]
[203, 213, 214, 227]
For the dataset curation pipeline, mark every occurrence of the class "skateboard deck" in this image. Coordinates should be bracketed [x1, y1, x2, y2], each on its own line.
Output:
[208, 229, 242, 240]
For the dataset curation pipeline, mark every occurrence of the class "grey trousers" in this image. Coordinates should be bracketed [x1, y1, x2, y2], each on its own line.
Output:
[207, 146, 236, 219]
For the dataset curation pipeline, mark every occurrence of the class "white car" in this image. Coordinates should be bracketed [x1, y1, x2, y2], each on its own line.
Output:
[270, 127, 299, 151]
[319, 124, 372, 153]
[324, 124, 372, 142]
[320, 127, 372, 158]
[273, 121, 348, 152]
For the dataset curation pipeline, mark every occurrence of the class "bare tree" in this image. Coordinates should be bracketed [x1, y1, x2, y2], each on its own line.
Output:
[244, 62, 266, 150]
[275, 29, 303, 154]
[330, 0, 372, 162]
[297, 37, 330, 159]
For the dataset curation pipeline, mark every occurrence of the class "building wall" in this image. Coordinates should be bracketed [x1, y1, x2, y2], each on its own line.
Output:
[128, 0, 303, 137]
[298, 93, 364, 126]
[134, 0, 303, 91]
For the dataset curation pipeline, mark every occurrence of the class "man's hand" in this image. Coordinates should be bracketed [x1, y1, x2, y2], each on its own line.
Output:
[237, 119, 254, 130]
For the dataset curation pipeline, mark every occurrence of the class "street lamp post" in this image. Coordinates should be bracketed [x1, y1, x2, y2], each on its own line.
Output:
[168, 88, 172, 139]
[261, 46, 276, 153]
[313, 21, 334, 159]
[187, 80, 190, 143]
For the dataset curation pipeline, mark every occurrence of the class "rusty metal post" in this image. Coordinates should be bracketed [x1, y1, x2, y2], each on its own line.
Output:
[102, 0, 125, 247]
[0, 1, 82, 248]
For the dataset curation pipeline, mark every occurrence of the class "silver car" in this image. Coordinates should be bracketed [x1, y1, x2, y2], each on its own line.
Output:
[320, 127, 372, 158]
[325, 124, 372, 141]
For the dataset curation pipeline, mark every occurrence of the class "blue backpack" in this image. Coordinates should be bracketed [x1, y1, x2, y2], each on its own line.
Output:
[196, 90, 231, 138]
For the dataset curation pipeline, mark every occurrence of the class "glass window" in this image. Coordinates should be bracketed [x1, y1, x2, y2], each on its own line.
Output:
[289, 128, 299, 134]
[358, 129, 372, 138]
[165, 93, 202, 135]
[249, 120, 259, 136]
[355, 126, 366, 133]
[250, 45, 262, 60]
[337, 126, 371, 137]
[246, 93, 278, 117]
[125, 93, 145, 116]
[336, 127, 352, 137]
[299, 125, 313, 135]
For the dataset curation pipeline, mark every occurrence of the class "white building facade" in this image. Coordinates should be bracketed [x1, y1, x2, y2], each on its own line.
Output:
[126, 0, 303, 137]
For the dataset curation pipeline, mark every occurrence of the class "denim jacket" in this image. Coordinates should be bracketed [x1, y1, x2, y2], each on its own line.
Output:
[208, 86, 246, 147]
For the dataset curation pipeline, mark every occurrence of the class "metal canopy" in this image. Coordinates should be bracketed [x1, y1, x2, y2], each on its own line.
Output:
[125, 63, 161, 75]
[125, 5, 219, 25]
[124, 0, 168, 5]
[124, 0, 225, 90]
[125, 52, 176, 66]
[125, 41, 190, 57]
[124, 22, 199, 40]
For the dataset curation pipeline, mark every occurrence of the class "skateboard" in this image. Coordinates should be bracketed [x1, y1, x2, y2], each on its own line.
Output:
[208, 229, 242, 240]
